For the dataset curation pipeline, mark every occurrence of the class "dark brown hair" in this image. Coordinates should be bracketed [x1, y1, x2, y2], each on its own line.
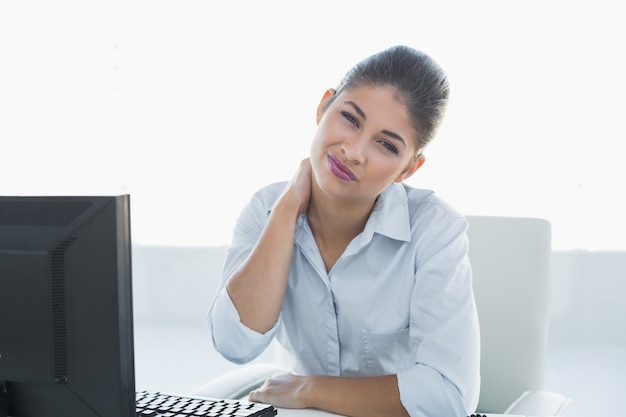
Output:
[325, 45, 450, 152]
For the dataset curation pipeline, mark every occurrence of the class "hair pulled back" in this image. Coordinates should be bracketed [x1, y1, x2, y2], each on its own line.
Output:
[328, 45, 450, 152]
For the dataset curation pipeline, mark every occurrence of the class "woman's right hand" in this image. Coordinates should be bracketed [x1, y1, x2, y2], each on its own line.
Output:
[281, 158, 312, 216]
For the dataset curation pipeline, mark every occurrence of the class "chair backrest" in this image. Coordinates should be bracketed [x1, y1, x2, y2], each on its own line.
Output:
[465, 216, 552, 413]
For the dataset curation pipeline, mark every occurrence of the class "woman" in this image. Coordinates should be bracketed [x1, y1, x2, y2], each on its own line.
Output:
[208, 45, 480, 417]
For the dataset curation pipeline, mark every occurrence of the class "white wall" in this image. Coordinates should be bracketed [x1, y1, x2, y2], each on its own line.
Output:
[1, 1, 625, 252]
[550, 251, 626, 346]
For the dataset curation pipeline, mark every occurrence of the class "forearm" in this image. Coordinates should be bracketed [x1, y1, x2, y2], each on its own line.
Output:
[303, 375, 409, 417]
[226, 197, 301, 333]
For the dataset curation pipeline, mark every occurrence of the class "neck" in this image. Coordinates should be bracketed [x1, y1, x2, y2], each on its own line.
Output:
[307, 184, 376, 244]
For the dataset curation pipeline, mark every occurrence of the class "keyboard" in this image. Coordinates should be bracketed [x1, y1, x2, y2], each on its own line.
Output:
[136, 390, 278, 417]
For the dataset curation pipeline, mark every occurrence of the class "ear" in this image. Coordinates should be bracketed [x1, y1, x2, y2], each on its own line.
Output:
[394, 154, 425, 182]
[316, 88, 336, 124]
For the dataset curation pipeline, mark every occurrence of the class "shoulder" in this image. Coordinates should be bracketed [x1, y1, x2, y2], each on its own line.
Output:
[233, 181, 288, 232]
[392, 183, 470, 266]
[399, 182, 468, 236]
[247, 181, 288, 209]
[404, 184, 463, 221]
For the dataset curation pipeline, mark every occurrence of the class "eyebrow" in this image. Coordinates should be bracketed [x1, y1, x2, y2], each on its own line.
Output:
[344, 100, 408, 148]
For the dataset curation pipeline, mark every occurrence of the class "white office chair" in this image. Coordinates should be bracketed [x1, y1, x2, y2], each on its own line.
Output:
[465, 216, 570, 415]
[193, 216, 571, 416]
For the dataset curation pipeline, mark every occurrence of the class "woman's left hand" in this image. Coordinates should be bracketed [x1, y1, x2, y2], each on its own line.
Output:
[248, 373, 311, 409]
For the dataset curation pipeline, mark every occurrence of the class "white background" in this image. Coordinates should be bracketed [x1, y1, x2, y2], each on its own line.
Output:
[1, 1, 624, 250]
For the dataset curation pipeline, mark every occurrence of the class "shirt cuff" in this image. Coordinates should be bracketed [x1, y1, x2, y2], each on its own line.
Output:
[397, 364, 466, 417]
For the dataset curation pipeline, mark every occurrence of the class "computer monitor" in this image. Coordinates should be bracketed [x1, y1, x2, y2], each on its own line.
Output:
[0, 195, 135, 417]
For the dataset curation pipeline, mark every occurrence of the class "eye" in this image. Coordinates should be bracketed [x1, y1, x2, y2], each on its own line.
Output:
[341, 111, 359, 127]
[378, 140, 399, 155]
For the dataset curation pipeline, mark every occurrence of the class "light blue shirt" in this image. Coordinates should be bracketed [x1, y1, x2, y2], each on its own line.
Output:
[209, 181, 480, 416]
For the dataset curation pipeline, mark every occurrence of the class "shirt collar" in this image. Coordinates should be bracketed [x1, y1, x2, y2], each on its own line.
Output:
[362, 182, 412, 242]
[274, 182, 412, 243]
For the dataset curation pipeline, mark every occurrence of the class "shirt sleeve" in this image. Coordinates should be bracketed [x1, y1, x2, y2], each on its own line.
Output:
[398, 212, 481, 416]
[209, 287, 279, 364]
[207, 184, 283, 364]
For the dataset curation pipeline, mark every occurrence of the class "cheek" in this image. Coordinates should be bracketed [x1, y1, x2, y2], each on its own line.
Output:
[309, 131, 324, 158]
[309, 133, 327, 173]
[310, 122, 337, 156]
[367, 161, 407, 183]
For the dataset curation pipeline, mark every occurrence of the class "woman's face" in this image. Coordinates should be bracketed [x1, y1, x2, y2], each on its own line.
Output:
[310, 84, 424, 204]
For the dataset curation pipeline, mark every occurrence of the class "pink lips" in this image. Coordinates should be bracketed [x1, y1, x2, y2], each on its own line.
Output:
[327, 153, 357, 181]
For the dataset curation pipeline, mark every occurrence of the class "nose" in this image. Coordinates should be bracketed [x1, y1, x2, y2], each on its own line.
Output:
[341, 135, 366, 164]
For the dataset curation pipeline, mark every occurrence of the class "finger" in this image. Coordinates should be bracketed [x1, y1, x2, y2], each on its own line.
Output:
[248, 389, 261, 403]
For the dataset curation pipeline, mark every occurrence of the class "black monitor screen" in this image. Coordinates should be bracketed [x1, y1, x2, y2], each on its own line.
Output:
[0, 195, 135, 417]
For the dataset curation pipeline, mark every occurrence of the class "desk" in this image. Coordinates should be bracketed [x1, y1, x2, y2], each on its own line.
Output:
[275, 409, 339, 416]
[275, 408, 533, 417]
